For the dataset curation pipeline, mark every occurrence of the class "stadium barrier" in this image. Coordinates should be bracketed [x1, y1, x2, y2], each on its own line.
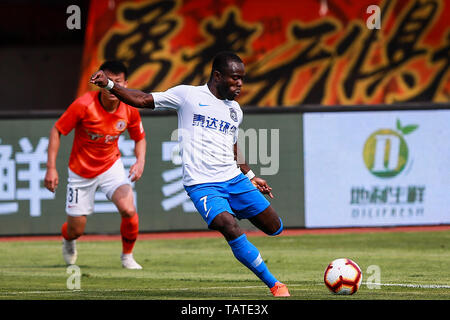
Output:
[0, 103, 449, 235]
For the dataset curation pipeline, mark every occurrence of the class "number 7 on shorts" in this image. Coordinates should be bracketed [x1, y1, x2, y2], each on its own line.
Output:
[200, 196, 211, 218]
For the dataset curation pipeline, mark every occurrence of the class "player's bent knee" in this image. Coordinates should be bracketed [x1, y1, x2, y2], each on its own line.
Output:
[120, 208, 136, 218]
[68, 227, 84, 239]
[209, 212, 242, 240]
[269, 218, 283, 236]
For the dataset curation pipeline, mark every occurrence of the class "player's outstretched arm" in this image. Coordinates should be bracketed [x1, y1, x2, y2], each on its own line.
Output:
[90, 70, 155, 109]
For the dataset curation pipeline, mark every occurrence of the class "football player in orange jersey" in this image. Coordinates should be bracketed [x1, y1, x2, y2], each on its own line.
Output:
[44, 61, 147, 269]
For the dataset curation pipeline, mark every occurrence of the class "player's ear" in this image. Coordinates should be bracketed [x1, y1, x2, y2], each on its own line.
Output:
[213, 70, 222, 82]
[123, 80, 128, 88]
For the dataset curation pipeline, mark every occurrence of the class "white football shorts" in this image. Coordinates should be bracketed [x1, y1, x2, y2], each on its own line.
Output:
[65, 158, 131, 216]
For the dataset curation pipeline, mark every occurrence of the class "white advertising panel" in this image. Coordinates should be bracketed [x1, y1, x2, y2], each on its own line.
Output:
[303, 110, 450, 228]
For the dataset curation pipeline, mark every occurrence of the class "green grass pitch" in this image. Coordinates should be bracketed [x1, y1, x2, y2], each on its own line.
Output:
[0, 230, 449, 300]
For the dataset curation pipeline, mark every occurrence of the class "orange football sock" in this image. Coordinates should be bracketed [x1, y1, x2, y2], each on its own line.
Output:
[61, 222, 70, 240]
[120, 213, 139, 254]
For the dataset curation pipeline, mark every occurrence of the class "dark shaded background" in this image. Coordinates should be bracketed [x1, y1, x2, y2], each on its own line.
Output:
[0, 0, 89, 112]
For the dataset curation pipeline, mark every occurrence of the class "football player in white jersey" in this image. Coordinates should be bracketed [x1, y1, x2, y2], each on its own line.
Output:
[90, 52, 290, 297]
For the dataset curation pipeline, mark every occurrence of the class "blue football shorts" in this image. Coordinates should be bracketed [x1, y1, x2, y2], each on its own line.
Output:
[184, 173, 271, 227]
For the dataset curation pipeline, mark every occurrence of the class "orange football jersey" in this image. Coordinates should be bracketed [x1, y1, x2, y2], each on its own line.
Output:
[55, 91, 145, 178]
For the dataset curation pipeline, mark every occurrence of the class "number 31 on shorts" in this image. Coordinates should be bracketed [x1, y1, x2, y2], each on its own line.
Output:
[68, 187, 79, 204]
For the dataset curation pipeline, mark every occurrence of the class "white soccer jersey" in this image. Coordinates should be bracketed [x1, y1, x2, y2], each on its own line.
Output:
[152, 84, 243, 186]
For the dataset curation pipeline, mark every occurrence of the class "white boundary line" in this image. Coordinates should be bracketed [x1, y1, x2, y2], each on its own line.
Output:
[361, 282, 450, 289]
[1, 282, 449, 296]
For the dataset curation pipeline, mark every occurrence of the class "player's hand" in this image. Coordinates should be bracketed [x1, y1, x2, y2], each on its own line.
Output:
[44, 168, 59, 193]
[128, 160, 145, 182]
[251, 177, 274, 199]
[89, 70, 108, 88]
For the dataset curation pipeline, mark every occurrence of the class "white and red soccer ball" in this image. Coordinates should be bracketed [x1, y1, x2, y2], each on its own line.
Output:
[324, 258, 363, 295]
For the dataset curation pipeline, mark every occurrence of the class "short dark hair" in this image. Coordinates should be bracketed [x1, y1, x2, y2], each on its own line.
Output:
[211, 51, 243, 75]
[99, 60, 128, 79]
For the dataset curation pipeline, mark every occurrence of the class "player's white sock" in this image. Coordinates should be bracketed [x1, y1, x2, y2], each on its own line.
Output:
[62, 238, 77, 265]
[121, 253, 143, 270]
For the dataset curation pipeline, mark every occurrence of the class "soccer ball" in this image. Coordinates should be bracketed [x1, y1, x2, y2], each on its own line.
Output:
[324, 258, 363, 295]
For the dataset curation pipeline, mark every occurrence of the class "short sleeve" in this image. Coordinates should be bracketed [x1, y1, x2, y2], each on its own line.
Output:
[151, 85, 190, 111]
[127, 108, 146, 141]
[55, 97, 86, 135]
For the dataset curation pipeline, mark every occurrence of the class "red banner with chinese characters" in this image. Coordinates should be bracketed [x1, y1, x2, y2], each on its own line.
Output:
[78, 0, 450, 106]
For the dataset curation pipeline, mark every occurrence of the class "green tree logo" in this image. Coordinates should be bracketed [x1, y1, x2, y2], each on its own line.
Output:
[363, 119, 418, 178]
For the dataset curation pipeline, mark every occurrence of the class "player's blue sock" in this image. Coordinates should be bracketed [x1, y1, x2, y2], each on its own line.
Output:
[228, 234, 278, 288]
